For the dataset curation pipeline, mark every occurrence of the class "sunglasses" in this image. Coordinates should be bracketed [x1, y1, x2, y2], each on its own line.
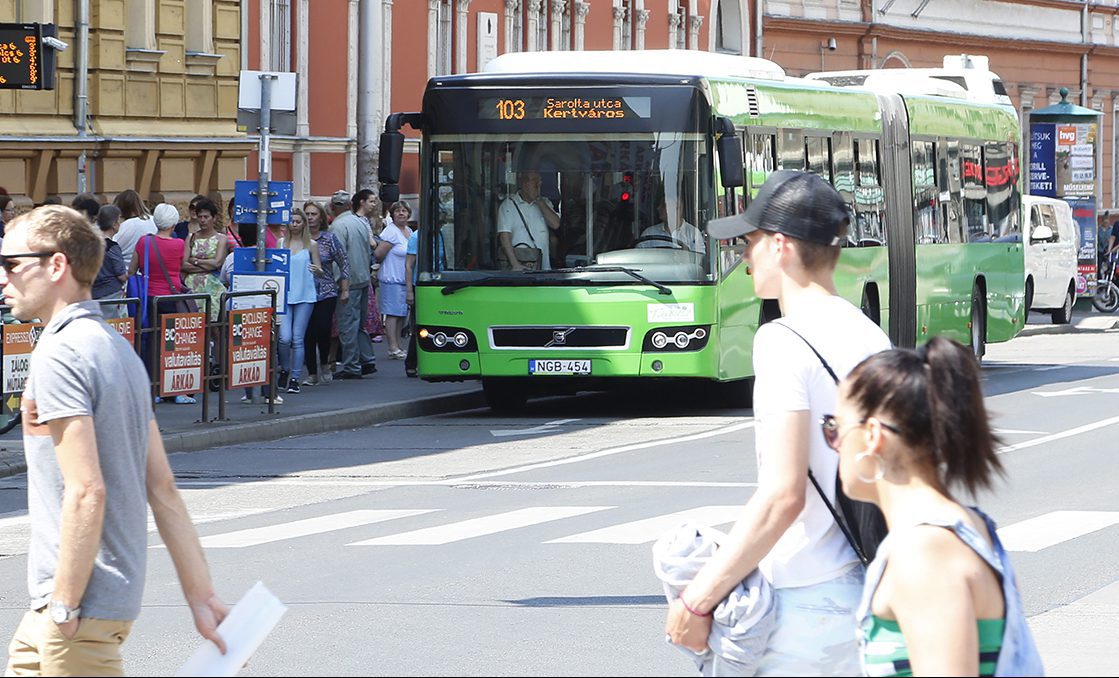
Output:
[820, 414, 901, 450]
[0, 251, 56, 273]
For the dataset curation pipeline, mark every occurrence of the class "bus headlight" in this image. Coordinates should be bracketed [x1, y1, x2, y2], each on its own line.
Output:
[642, 325, 711, 352]
[417, 326, 477, 352]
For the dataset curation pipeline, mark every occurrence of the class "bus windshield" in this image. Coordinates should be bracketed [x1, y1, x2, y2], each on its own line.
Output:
[424, 132, 713, 284]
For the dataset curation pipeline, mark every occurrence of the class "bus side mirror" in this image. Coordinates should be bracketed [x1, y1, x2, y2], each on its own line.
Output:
[715, 117, 744, 188]
[378, 131, 404, 185]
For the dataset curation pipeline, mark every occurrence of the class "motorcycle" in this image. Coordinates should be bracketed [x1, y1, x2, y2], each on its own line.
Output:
[1093, 251, 1119, 313]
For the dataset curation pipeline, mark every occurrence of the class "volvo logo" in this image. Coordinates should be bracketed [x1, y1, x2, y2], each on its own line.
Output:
[546, 327, 577, 347]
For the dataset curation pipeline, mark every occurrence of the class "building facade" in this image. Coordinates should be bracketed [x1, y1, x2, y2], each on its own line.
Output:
[0, 0, 249, 210]
[6, 1, 1119, 217]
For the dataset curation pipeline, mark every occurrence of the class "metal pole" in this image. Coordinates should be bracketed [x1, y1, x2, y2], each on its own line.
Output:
[75, 0, 90, 193]
[256, 74, 275, 273]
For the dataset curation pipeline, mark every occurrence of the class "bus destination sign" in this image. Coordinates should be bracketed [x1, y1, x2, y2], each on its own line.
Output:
[0, 23, 44, 90]
[480, 96, 651, 122]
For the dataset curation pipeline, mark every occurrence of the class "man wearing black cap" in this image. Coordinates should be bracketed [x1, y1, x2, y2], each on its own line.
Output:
[665, 171, 891, 674]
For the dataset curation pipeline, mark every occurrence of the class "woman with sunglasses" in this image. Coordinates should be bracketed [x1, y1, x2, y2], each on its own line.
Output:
[826, 336, 1042, 676]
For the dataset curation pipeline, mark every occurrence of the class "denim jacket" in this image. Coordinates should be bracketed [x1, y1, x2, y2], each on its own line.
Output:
[856, 507, 1044, 677]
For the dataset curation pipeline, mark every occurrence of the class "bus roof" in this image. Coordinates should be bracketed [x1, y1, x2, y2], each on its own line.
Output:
[483, 50, 787, 81]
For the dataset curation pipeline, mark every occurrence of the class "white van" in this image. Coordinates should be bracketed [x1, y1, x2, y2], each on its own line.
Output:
[1023, 195, 1078, 324]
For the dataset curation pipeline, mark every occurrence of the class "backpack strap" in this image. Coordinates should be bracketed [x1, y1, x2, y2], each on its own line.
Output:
[771, 320, 869, 566]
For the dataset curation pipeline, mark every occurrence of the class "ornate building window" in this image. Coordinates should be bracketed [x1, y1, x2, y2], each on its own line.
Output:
[125, 0, 157, 51]
[269, 0, 292, 71]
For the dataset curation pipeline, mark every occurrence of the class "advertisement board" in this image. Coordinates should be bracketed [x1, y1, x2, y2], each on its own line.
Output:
[1, 323, 44, 393]
[228, 308, 272, 389]
[159, 312, 206, 397]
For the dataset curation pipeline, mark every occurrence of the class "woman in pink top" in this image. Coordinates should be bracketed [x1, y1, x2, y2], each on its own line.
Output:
[128, 203, 194, 404]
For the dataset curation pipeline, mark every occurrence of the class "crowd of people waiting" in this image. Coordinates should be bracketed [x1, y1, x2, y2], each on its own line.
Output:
[0, 186, 415, 407]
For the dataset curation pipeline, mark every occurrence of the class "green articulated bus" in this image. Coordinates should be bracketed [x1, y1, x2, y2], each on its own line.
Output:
[377, 50, 1025, 410]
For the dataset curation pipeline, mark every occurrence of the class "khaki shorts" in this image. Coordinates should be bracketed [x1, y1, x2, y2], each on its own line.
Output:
[6, 608, 132, 677]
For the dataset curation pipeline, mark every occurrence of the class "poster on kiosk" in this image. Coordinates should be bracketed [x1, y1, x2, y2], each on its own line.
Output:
[1029, 88, 1103, 295]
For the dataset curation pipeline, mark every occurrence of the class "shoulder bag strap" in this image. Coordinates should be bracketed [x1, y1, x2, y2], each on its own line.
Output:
[772, 320, 869, 566]
[510, 197, 539, 248]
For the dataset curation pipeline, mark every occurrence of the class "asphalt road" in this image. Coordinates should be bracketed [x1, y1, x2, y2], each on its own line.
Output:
[0, 328, 1116, 676]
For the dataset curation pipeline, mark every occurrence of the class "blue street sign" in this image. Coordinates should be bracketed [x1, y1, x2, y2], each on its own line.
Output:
[232, 247, 290, 274]
[233, 180, 294, 224]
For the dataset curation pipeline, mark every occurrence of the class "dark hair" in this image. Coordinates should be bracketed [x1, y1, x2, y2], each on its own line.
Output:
[112, 189, 149, 220]
[194, 198, 219, 218]
[844, 337, 1004, 496]
[351, 189, 374, 213]
[0, 194, 12, 211]
[96, 204, 122, 231]
[70, 193, 101, 222]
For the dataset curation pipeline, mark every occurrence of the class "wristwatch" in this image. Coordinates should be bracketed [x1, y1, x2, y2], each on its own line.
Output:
[49, 600, 81, 624]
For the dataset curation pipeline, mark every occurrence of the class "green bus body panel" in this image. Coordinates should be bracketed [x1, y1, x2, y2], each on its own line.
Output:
[710, 79, 883, 132]
[414, 284, 735, 380]
[904, 97, 1020, 140]
[714, 260, 760, 381]
[914, 243, 1024, 345]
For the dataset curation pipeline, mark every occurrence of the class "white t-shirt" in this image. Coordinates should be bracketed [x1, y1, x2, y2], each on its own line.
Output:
[113, 216, 157, 269]
[637, 220, 706, 254]
[378, 223, 411, 285]
[752, 294, 892, 589]
[497, 193, 552, 269]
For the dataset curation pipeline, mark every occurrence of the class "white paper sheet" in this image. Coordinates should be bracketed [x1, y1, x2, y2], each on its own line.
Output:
[176, 581, 288, 677]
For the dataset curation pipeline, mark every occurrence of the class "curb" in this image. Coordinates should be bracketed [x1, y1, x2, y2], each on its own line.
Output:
[0, 389, 487, 480]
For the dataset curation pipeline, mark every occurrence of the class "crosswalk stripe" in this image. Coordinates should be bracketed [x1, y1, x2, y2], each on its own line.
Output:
[997, 511, 1119, 553]
[545, 505, 743, 544]
[347, 506, 614, 546]
[198, 509, 439, 548]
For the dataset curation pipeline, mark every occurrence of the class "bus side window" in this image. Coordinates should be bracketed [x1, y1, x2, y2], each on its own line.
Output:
[961, 143, 988, 241]
[806, 136, 831, 184]
[940, 140, 966, 244]
[745, 131, 776, 200]
[778, 129, 805, 172]
[832, 132, 856, 242]
[855, 138, 886, 246]
[912, 140, 942, 244]
[986, 140, 1020, 239]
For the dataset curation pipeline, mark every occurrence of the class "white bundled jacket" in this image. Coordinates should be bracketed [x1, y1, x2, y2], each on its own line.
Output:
[653, 522, 776, 677]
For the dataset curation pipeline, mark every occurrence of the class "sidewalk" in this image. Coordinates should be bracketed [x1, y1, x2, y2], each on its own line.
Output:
[1018, 302, 1119, 337]
[0, 340, 485, 479]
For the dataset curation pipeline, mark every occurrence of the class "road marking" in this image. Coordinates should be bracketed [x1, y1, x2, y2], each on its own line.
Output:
[173, 479, 757, 489]
[998, 511, 1119, 552]
[1029, 579, 1119, 676]
[992, 428, 1048, 435]
[999, 414, 1119, 454]
[490, 418, 582, 437]
[1032, 386, 1119, 397]
[546, 505, 742, 544]
[457, 421, 756, 482]
[197, 509, 439, 548]
[348, 506, 613, 546]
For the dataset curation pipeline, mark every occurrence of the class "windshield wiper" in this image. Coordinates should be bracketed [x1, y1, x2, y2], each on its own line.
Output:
[440, 276, 506, 295]
[525, 266, 673, 295]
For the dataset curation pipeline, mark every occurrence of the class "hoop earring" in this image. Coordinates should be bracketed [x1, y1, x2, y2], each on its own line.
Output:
[855, 451, 885, 484]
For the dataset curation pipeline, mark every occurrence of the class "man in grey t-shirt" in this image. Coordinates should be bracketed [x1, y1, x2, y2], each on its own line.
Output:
[2, 206, 228, 676]
[330, 189, 378, 378]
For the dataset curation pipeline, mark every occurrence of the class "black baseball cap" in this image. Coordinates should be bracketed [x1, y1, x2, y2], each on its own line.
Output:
[707, 170, 850, 246]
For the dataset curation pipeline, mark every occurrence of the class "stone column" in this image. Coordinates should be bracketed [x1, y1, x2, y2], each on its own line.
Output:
[428, 0, 441, 79]
[457, 0, 471, 73]
[527, 0, 542, 51]
[688, 14, 704, 50]
[550, 0, 566, 51]
[668, 11, 682, 49]
[573, 1, 590, 51]
[505, 0, 520, 53]
[612, 5, 626, 50]
[635, 9, 650, 50]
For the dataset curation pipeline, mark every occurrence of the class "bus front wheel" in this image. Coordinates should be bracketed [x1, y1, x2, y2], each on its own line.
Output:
[483, 379, 528, 411]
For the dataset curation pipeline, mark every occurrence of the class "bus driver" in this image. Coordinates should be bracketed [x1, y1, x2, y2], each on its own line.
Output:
[636, 192, 706, 254]
[497, 171, 560, 270]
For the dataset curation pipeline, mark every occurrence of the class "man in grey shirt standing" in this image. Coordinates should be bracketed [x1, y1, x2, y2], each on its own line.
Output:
[330, 189, 378, 379]
[1, 206, 228, 676]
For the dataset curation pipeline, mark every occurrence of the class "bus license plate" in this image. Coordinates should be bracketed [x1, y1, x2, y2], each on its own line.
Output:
[529, 359, 591, 375]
